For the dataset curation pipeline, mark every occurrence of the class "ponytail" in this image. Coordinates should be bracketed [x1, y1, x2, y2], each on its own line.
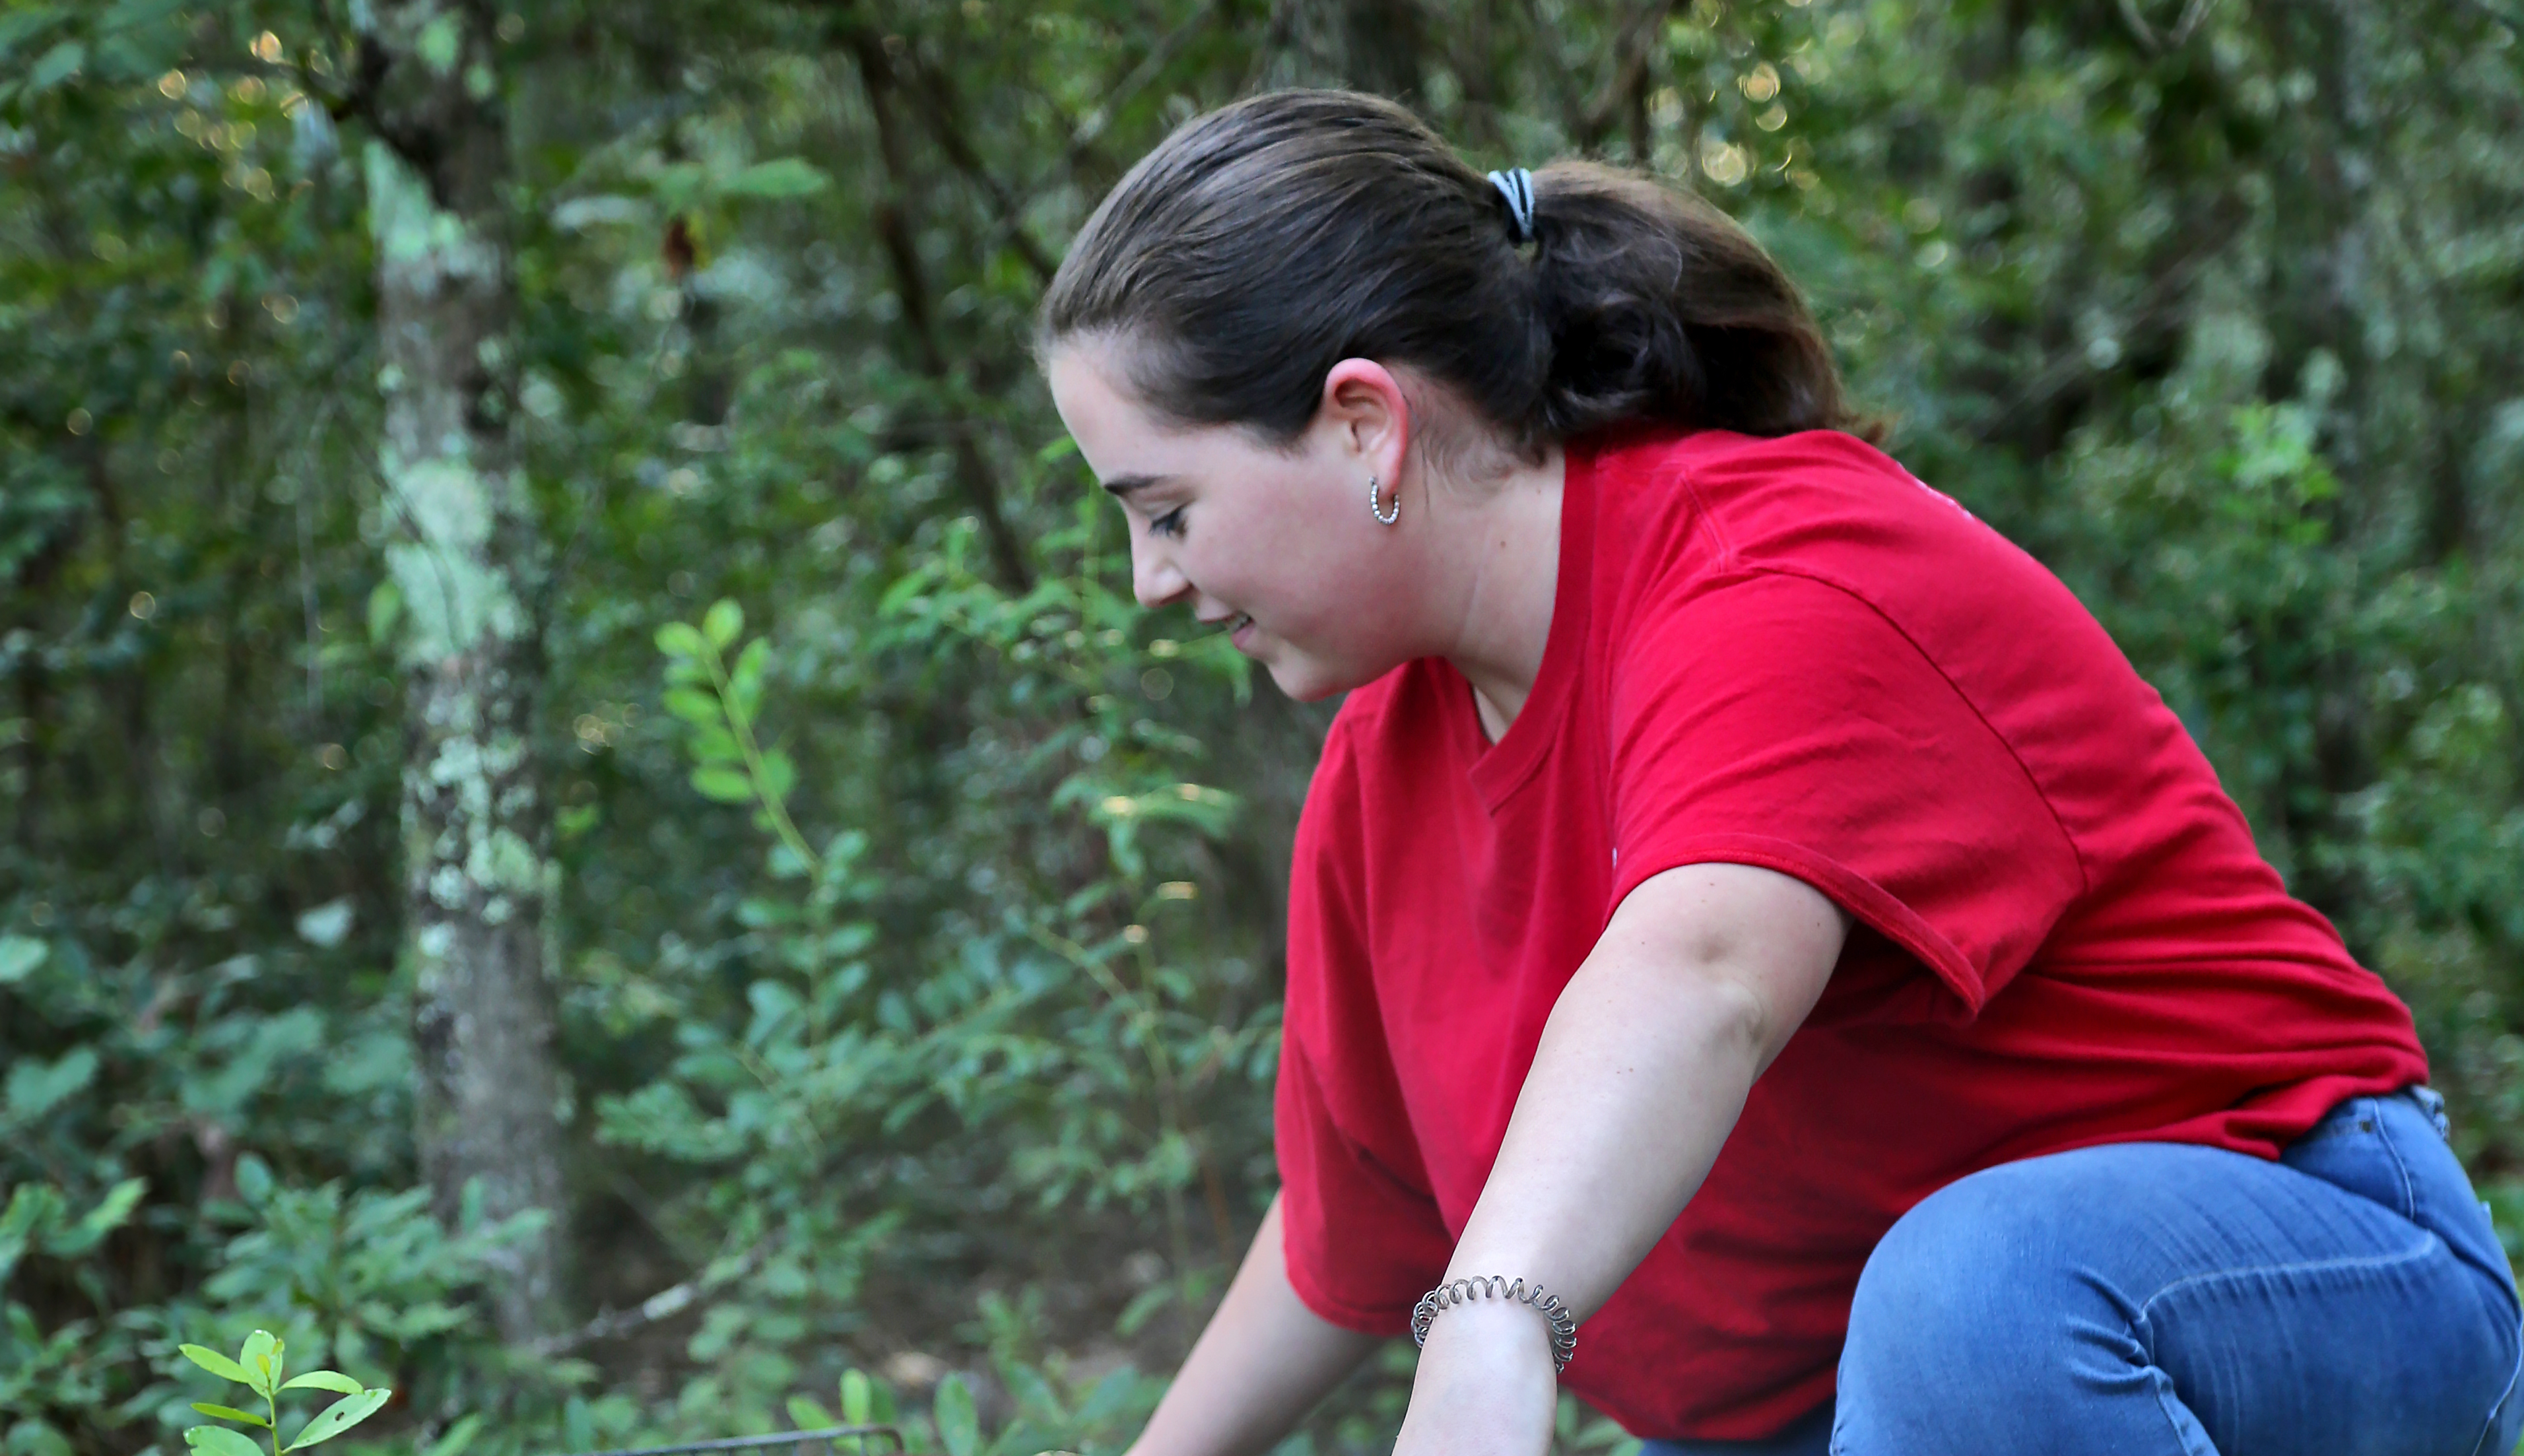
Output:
[1042, 90, 1863, 454]
[1523, 162, 1857, 442]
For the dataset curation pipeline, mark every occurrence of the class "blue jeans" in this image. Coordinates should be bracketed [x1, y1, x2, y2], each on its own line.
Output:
[1642, 1087, 2523, 1456]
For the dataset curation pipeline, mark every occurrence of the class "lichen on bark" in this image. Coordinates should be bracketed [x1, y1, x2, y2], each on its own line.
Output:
[356, 11, 570, 1344]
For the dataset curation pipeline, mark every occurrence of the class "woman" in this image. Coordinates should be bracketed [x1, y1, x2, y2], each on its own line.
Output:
[1037, 90, 2521, 1456]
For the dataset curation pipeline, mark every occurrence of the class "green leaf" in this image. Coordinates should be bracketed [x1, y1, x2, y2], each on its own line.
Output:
[366, 581, 402, 646]
[421, 1413, 481, 1456]
[27, 40, 83, 92]
[45, 1177, 145, 1256]
[654, 622, 705, 658]
[690, 766, 754, 803]
[662, 687, 721, 725]
[702, 598, 743, 649]
[756, 748, 796, 803]
[784, 1397, 831, 1431]
[234, 1153, 273, 1207]
[7, 1417, 73, 1456]
[0, 935, 47, 984]
[186, 1426, 266, 1456]
[840, 1369, 872, 1426]
[282, 1389, 390, 1451]
[935, 1374, 979, 1456]
[1113, 1280, 1176, 1338]
[649, 160, 707, 215]
[179, 1345, 253, 1387]
[415, 12, 459, 73]
[728, 638, 768, 719]
[690, 723, 742, 763]
[279, 1372, 362, 1396]
[240, 1331, 281, 1398]
[721, 158, 828, 198]
[6, 1047, 95, 1123]
[189, 1406, 269, 1429]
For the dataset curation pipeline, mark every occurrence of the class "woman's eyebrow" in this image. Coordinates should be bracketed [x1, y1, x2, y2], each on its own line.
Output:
[1102, 473, 1174, 498]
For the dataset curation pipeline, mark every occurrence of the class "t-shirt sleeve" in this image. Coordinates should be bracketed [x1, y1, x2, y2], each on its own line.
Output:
[1607, 570, 2085, 1018]
[1274, 728, 1455, 1336]
[1274, 1040, 1452, 1335]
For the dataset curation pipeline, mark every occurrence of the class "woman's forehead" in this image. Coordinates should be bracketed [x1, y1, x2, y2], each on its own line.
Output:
[1049, 346, 1254, 484]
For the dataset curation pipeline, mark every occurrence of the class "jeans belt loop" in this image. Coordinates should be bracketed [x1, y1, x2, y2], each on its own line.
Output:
[2407, 1084, 2452, 1142]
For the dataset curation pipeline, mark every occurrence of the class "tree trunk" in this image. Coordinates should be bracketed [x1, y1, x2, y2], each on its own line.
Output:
[354, 0, 568, 1344]
[1257, 0, 1426, 102]
[1335, 0, 1428, 104]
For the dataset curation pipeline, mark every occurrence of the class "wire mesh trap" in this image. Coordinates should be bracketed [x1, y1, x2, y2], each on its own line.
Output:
[545, 1426, 906, 1456]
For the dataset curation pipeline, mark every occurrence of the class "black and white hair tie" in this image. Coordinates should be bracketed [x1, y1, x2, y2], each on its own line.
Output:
[1487, 166, 1537, 246]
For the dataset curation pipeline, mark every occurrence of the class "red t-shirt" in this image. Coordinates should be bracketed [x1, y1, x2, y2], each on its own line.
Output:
[1274, 426, 2428, 1440]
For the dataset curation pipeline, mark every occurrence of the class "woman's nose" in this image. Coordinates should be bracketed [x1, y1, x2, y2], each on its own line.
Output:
[1131, 540, 1192, 610]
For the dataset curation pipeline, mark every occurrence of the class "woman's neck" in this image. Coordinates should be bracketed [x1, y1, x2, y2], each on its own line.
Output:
[1435, 446, 1565, 743]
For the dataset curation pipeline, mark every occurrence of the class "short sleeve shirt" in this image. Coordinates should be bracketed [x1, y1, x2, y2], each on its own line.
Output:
[1274, 426, 2428, 1441]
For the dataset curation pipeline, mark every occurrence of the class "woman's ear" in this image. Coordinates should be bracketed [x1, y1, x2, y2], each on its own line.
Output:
[1317, 358, 1413, 485]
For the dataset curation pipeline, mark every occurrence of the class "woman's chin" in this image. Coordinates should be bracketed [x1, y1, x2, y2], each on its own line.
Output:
[1263, 650, 1381, 703]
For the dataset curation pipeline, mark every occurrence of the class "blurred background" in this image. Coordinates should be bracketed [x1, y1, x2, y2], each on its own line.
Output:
[5, 1, 2522, 1453]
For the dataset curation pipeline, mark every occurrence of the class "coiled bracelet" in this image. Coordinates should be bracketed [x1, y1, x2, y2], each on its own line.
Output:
[1409, 1276, 1579, 1372]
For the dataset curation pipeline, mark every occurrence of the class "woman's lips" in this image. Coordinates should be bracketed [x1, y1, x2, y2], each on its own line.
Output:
[1228, 612, 1256, 650]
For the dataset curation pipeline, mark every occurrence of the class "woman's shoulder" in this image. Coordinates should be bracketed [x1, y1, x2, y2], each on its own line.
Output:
[1581, 426, 2047, 634]
[1584, 426, 1968, 541]
[1578, 423, 1907, 492]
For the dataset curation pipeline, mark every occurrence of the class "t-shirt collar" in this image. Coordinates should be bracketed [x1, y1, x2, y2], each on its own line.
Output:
[1464, 440, 1597, 811]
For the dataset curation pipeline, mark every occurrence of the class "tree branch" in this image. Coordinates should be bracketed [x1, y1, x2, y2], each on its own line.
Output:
[889, 48, 1059, 286]
[526, 1245, 763, 1357]
[842, 27, 1036, 594]
[1967, 224, 2230, 447]
[2116, 0, 2220, 55]
[879, 0, 1234, 282]
[321, 34, 436, 176]
[1062, 0, 1230, 160]
[1575, 0, 1675, 152]
[2447, 0, 2524, 30]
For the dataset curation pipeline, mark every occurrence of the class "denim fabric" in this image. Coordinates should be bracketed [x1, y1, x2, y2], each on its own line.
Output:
[1639, 1088, 2523, 1456]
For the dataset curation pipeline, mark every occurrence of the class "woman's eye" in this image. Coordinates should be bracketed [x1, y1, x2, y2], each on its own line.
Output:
[1150, 506, 1186, 539]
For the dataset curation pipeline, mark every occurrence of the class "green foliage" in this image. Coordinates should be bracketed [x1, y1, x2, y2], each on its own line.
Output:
[1, 1181, 150, 1453]
[6, 2, 2523, 1455]
[177, 1330, 390, 1456]
[593, 547, 1271, 1432]
[196, 1164, 552, 1375]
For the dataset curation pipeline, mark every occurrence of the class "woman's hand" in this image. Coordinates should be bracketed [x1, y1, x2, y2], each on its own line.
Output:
[1392, 1300, 1560, 1456]
[1122, 1194, 1378, 1456]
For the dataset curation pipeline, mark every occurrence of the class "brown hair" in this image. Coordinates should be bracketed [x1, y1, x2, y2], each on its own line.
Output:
[1040, 89, 1863, 456]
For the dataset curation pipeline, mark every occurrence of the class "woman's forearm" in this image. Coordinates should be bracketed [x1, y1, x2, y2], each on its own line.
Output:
[1445, 863, 1847, 1318]
[1389, 866, 1845, 1456]
[1127, 1193, 1381, 1456]
[1440, 969, 1764, 1321]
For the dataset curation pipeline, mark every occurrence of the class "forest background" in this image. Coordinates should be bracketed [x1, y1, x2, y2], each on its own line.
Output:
[6, 0, 2524, 1453]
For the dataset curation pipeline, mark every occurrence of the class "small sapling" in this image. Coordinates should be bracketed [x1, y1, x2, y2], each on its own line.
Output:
[179, 1330, 393, 1456]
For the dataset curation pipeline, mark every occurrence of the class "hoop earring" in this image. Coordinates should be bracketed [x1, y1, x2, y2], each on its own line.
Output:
[1368, 474, 1399, 526]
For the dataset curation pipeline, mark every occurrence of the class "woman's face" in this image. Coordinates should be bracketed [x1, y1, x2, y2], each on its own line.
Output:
[1046, 344, 1422, 701]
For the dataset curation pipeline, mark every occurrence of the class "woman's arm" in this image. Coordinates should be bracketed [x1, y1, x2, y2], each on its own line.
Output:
[1127, 1192, 1382, 1456]
[1395, 862, 1849, 1456]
